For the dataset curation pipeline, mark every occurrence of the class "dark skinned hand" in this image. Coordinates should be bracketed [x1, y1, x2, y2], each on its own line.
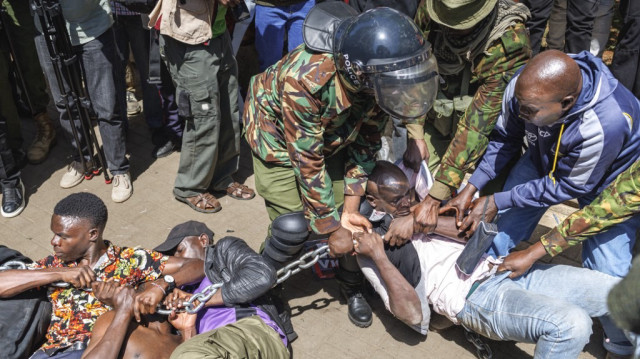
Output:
[439, 184, 477, 227]
[60, 266, 96, 289]
[386, 214, 418, 247]
[162, 288, 193, 311]
[403, 138, 429, 171]
[328, 226, 354, 258]
[353, 232, 385, 261]
[459, 195, 498, 234]
[498, 242, 547, 279]
[413, 195, 441, 234]
[133, 281, 165, 322]
[91, 281, 135, 313]
[218, 0, 241, 7]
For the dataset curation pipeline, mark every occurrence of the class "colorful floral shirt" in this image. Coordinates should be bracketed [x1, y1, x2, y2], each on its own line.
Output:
[28, 242, 168, 352]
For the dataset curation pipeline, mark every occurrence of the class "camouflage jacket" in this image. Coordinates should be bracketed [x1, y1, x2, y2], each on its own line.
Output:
[414, 6, 531, 200]
[541, 159, 640, 256]
[243, 45, 423, 234]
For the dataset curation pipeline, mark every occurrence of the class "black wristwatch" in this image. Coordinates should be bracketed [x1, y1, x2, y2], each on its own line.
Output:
[162, 275, 176, 292]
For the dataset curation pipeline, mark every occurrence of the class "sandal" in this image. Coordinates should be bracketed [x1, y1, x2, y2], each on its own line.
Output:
[175, 192, 222, 213]
[221, 182, 255, 200]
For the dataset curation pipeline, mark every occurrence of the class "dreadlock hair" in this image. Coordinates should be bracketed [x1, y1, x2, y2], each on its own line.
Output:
[53, 193, 108, 230]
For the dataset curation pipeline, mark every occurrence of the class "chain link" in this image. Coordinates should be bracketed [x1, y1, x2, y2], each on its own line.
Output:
[2, 245, 331, 315]
[464, 329, 493, 359]
[156, 245, 330, 315]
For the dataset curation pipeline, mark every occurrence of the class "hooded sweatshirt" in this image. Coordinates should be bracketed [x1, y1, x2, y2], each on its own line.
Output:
[469, 51, 640, 210]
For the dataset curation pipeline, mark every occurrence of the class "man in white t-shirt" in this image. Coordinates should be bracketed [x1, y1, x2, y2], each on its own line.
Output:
[356, 161, 620, 358]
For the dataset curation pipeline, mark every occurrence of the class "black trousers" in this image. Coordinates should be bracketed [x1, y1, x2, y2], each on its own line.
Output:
[0, 114, 20, 188]
[610, 0, 640, 99]
[565, 0, 599, 53]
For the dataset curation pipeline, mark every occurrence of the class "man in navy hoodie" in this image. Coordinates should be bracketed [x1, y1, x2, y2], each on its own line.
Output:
[444, 49, 640, 358]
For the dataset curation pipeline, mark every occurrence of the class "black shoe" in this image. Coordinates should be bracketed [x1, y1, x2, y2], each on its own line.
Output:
[152, 139, 177, 158]
[341, 286, 373, 328]
[2, 181, 25, 218]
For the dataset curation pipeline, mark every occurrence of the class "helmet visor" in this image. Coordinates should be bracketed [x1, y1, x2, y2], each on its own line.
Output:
[373, 56, 438, 120]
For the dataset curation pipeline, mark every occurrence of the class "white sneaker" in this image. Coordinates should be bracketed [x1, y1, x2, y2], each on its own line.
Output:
[111, 173, 133, 203]
[60, 161, 84, 189]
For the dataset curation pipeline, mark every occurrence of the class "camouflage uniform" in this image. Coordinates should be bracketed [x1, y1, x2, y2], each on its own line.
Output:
[413, 2, 531, 200]
[541, 158, 640, 256]
[243, 45, 424, 234]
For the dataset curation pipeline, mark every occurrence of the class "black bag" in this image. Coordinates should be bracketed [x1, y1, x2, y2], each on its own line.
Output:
[0, 246, 52, 359]
[113, 0, 158, 14]
[455, 198, 498, 276]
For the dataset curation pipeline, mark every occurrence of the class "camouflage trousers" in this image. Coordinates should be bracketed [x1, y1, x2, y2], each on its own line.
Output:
[170, 316, 289, 359]
[252, 151, 364, 287]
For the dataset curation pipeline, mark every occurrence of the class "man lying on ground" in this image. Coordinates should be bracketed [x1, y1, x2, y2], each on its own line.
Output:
[356, 161, 620, 358]
[82, 282, 183, 359]
[154, 221, 290, 358]
[0, 193, 204, 359]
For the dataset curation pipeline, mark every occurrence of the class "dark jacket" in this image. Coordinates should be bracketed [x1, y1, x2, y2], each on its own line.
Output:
[203, 237, 286, 335]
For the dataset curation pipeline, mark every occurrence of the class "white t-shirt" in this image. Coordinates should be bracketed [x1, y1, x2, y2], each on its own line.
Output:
[358, 233, 500, 333]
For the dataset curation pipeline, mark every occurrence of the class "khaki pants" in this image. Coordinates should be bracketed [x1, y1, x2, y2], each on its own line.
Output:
[252, 152, 346, 222]
[170, 316, 289, 359]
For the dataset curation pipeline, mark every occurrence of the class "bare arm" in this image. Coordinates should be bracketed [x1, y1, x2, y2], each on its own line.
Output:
[0, 266, 95, 298]
[161, 257, 205, 287]
[82, 283, 136, 359]
[355, 232, 422, 326]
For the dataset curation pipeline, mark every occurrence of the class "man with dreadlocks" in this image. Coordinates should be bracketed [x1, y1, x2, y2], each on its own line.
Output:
[400, 0, 531, 240]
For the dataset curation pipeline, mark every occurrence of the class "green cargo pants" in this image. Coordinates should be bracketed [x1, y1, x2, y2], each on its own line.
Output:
[170, 316, 289, 359]
[0, 0, 50, 149]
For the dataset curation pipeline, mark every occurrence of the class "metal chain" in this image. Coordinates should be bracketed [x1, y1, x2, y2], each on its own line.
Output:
[156, 244, 330, 315]
[2, 245, 331, 315]
[464, 329, 493, 359]
[0, 260, 90, 291]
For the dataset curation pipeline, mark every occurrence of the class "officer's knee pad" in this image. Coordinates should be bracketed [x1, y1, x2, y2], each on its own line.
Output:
[262, 212, 309, 268]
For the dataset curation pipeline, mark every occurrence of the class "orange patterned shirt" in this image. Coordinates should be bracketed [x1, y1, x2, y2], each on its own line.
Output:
[29, 241, 168, 352]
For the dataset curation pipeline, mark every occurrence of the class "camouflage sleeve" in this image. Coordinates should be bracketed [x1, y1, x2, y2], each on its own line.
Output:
[431, 24, 531, 200]
[541, 159, 640, 256]
[414, 0, 432, 40]
[344, 106, 386, 197]
[282, 79, 341, 235]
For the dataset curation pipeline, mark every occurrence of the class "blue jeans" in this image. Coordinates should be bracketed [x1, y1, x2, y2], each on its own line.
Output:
[254, 0, 315, 71]
[34, 27, 129, 174]
[489, 150, 639, 354]
[458, 264, 620, 359]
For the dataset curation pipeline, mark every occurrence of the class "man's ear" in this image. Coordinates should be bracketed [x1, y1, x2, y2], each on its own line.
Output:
[88, 227, 100, 243]
[561, 95, 576, 112]
[199, 233, 210, 247]
[365, 194, 377, 208]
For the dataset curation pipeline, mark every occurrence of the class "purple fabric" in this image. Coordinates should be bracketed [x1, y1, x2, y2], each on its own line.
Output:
[194, 277, 288, 346]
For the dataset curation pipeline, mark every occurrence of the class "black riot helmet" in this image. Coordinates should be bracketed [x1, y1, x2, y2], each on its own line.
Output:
[332, 7, 438, 120]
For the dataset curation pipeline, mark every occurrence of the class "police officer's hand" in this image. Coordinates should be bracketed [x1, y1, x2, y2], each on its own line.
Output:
[60, 266, 96, 289]
[498, 242, 547, 279]
[403, 139, 429, 172]
[413, 195, 441, 234]
[439, 184, 477, 227]
[386, 214, 416, 247]
[341, 211, 372, 234]
[328, 226, 354, 257]
[459, 195, 498, 234]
